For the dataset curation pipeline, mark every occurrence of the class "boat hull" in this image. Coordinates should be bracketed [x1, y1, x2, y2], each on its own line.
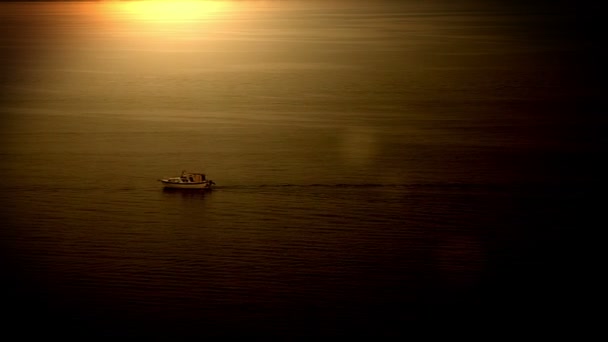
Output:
[160, 180, 213, 189]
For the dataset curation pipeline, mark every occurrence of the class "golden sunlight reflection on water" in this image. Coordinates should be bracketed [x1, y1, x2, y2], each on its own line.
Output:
[103, 0, 234, 23]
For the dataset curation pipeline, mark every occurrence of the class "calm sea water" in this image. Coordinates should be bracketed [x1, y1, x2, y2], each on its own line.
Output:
[0, 0, 601, 337]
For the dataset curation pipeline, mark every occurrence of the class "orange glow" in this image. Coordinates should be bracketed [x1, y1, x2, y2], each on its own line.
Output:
[106, 0, 231, 23]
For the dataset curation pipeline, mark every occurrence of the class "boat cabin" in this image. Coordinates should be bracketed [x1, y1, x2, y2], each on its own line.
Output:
[180, 171, 206, 183]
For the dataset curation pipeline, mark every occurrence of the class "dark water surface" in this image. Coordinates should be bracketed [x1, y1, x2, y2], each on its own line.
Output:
[0, 0, 601, 336]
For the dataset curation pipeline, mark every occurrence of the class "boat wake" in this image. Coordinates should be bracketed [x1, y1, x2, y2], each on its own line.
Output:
[212, 182, 497, 191]
[213, 180, 582, 192]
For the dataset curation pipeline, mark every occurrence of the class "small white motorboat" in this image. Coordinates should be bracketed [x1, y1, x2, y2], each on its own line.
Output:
[159, 170, 215, 190]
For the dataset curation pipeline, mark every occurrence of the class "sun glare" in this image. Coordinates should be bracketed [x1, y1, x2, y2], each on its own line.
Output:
[111, 0, 229, 23]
